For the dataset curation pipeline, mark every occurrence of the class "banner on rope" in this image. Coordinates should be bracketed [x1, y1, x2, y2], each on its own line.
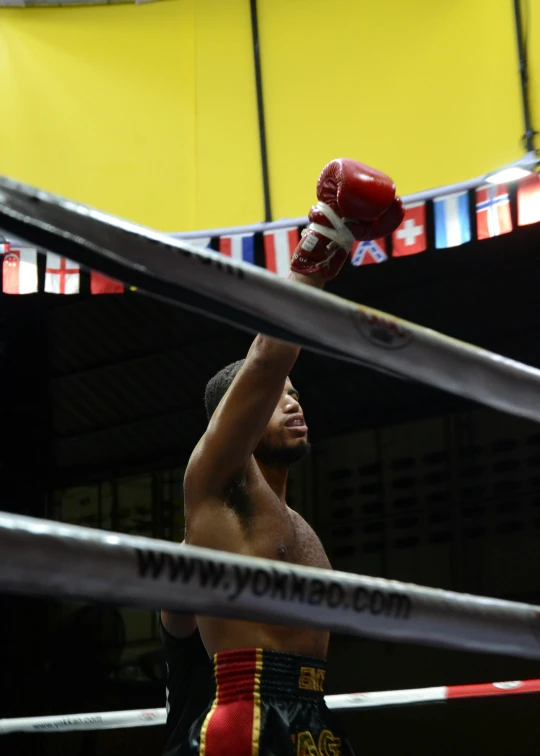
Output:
[2, 679, 540, 734]
[0, 512, 539, 660]
[1, 178, 540, 424]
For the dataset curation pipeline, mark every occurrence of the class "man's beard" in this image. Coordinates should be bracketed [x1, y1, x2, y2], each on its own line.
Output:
[254, 437, 311, 466]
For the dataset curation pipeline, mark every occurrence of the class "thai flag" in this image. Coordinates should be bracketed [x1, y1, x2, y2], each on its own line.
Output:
[263, 228, 299, 276]
[219, 234, 255, 264]
[434, 192, 471, 248]
[476, 185, 512, 240]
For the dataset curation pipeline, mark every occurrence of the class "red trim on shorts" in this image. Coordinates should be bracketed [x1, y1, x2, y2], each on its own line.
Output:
[203, 649, 260, 756]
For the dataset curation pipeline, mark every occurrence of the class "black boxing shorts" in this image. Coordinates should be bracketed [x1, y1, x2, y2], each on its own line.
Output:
[179, 647, 356, 756]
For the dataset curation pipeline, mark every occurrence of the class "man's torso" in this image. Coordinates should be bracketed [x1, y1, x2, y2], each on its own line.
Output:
[186, 461, 331, 658]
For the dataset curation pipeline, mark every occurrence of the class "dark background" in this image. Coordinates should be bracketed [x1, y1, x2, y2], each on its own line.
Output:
[2, 221, 540, 755]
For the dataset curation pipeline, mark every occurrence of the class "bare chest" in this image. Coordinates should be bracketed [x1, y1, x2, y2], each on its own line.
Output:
[285, 508, 331, 570]
[234, 483, 331, 570]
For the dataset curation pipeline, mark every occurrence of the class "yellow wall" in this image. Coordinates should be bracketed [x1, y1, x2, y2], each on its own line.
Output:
[258, 0, 527, 219]
[0, 0, 538, 230]
[0, 0, 262, 230]
[193, 0, 262, 227]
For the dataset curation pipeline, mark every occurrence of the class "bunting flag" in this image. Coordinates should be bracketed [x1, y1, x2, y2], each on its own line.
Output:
[183, 236, 212, 249]
[517, 173, 540, 226]
[2, 175, 540, 297]
[90, 271, 124, 295]
[263, 228, 299, 276]
[434, 192, 471, 248]
[219, 234, 255, 264]
[475, 185, 512, 240]
[350, 238, 387, 266]
[44, 253, 80, 294]
[2, 248, 38, 295]
[392, 202, 427, 256]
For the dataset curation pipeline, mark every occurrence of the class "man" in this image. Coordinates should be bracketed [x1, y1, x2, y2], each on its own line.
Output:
[162, 158, 404, 755]
[160, 602, 214, 756]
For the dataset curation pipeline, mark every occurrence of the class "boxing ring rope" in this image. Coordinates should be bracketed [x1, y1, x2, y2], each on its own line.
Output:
[1, 511, 540, 659]
[2, 679, 540, 734]
[2, 178, 540, 424]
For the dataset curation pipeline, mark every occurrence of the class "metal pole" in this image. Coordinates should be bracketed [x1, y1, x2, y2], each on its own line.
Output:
[513, 0, 536, 152]
[250, 0, 272, 222]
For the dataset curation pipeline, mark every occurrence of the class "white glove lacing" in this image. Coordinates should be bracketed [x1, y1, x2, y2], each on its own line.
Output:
[302, 201, 356, 254]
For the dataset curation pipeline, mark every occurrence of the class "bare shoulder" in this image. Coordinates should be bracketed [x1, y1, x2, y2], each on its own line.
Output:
[184, 437, 213, 501]
[185, 448, 263, 511]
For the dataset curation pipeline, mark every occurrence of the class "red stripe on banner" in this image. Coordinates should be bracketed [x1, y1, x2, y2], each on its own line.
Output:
[263, 234, 277, 273]
[446, 679, 540, 700]
[219, 237, 232, 257]
[203, 650, 259, 756]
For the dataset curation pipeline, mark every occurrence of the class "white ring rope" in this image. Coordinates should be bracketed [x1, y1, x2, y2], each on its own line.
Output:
[0, 709, 167, 735]
[2, 679, 539, 734]
[1, 512, 539, 659]
[1, 176, 540, 423]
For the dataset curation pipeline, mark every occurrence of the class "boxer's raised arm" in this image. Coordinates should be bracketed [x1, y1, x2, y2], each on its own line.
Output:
[184, 159, 403, 503]
[184, 329, 303, 501]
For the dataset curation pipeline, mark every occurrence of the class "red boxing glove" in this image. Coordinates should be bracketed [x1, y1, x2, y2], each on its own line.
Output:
[290, 158, 404, 280]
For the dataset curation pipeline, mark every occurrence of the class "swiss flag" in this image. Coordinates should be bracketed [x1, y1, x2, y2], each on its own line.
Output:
[392, 202, 427, 257]
[90, 270, 124, 295]
[263, 228, 299, 276]
[517, 173, 540, 226]
[2, 248, 38, 294]
[475, 185, 512, 239]
[350, 238, 387, 266]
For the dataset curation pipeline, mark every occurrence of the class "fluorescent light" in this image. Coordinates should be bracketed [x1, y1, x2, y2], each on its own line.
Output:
[485, 166, 531, 184]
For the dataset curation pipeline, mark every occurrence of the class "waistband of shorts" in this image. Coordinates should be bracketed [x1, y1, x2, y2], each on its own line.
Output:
[212, 648, 327, 703]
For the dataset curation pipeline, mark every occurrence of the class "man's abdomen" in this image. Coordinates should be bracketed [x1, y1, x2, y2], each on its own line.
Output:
[197, 615, 329, 660]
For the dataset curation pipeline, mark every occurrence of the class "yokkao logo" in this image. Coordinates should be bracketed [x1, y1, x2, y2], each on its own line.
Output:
[346, 693, 368, 702]
[352, 311, 412, 350]
[492, 681, 523, 690]
[139, 710, 159, 721]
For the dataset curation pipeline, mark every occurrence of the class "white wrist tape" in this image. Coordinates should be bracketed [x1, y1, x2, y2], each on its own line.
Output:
[306, 202, 355, 253]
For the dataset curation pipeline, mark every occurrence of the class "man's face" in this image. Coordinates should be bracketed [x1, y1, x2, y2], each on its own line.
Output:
[254, 378, 310, 466]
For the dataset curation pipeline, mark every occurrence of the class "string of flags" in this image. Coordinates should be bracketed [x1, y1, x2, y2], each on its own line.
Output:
[1, 173, 539, 295]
